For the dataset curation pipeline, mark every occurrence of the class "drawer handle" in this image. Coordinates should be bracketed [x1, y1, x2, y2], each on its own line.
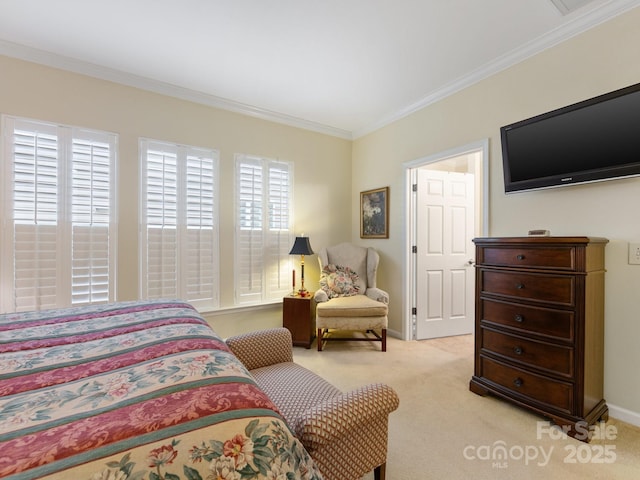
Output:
[516, 254, 525, 260]
[516, 283, 525, 289]
[514, 346, 523, 355]
[514, 314, 524, 323]
[513, 378, 524, 388]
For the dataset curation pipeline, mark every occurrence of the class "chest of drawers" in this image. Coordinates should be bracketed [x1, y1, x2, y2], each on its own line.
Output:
[469, 236, 608, 441]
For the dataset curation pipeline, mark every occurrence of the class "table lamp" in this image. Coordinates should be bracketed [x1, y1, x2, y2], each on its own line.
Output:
[289, 236, 314, 297]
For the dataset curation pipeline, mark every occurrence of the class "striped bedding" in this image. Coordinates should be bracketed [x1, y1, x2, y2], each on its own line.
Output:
[0, 300, 322, 480]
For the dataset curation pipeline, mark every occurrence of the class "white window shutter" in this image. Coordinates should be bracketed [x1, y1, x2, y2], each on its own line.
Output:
[70, 132, 116, 304]
[9, 121, 61, 311]
[236, 157, 264, 304]
[235, 155, 293, 305]
[267, 162, 293, 298]
[13, 224, 59, 311]
[143, 145, 179, 299]
[184, 152, 218, 305]
[140, 139, 219, 310]
[1, 116, 117, 313]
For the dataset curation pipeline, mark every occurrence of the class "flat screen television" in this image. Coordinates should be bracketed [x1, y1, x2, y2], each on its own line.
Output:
[500, 82, 640, 193]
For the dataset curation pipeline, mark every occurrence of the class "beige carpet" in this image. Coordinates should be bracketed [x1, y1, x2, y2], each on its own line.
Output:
[292, 333, 640, 480]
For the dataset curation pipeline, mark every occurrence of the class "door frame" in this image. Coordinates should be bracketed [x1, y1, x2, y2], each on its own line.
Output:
[402, 139, 490, 341]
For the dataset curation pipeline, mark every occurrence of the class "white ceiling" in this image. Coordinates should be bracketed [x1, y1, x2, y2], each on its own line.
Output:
[0, 0, 638, 138]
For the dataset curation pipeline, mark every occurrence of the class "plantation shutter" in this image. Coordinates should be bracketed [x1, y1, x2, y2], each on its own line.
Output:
[184, 151, 218, 305]
[140, 139, 219, 311]
[71, 132, 115, 304]
[267, 162, 293, 297]
[235, 155, 293, 305]
[144, 144, 179, 299]
[1, 116, 117, 313]
[236, 157, 264, 303]
[9, 120, 61, 311]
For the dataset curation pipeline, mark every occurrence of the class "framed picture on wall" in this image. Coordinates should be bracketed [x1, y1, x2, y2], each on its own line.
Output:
[360, 187, 389, 239]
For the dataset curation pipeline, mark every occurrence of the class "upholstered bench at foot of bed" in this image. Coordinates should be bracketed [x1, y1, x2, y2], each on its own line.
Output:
[226, 327, 399, 480]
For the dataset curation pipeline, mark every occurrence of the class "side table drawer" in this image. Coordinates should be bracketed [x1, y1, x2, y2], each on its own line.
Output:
[480, 356, 573, 413]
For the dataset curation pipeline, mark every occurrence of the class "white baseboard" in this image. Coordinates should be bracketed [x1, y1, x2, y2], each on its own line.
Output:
[608, 403, 640, 427]
[387, 327, 403, 339]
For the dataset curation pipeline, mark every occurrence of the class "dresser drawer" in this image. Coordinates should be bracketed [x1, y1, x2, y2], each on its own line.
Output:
[481, 328, 573, 377]
[480, 357, 573, 413]
[480, 246, 576, 270]
[480, 299, 574, 341]
[480, 270, 574, 306]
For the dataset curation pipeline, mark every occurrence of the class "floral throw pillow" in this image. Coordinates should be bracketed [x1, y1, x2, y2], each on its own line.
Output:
[320, 264, 360, 299]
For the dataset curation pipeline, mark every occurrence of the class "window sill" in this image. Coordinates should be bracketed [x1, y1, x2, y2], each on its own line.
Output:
[200, 301, 282, 317]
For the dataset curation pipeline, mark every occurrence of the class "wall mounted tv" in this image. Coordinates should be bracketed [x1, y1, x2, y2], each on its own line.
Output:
[500, 82, 640, 193]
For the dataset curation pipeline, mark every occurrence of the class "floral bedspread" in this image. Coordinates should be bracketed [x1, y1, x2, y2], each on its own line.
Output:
[0, 300, 323, 480]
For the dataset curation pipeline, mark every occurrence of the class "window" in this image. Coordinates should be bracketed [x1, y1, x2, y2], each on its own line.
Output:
[140, 139, 219, 311]
[235, 154, 293, 304]
[0, 116, 117, 313]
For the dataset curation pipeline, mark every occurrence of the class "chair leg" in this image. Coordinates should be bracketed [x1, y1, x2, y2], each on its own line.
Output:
[374, 463, 386, 480]
[317, 327, 386, 351]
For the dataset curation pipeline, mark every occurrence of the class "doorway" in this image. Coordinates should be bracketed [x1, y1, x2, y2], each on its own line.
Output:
[404, 140, 489, 340]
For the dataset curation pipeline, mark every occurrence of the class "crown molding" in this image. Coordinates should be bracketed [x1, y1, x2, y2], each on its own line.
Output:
[352, 0, 640, 139]
[0, 39, 353, 140]
[1, 0, 638, 141]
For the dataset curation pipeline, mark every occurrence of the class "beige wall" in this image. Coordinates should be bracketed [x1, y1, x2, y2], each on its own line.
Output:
[0, 54, 352, 334]
[352, 8, 640, 420]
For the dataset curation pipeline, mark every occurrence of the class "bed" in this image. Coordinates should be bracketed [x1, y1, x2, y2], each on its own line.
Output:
[0, 300, 323, 480]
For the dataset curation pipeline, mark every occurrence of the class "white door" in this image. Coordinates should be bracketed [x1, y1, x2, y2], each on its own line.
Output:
[415, 169, 475, 340]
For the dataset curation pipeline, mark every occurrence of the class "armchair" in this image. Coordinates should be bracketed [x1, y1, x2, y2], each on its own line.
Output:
[314, 242, 389, 351]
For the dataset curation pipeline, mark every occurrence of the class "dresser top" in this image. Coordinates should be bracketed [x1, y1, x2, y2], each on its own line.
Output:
[473, 236, 609, 245]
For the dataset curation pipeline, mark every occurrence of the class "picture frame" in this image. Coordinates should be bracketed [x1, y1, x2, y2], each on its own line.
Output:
[360, 186, 389, 239]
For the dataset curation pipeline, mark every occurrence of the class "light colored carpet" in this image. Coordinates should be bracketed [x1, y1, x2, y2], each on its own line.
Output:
[292, 333, 640, 479]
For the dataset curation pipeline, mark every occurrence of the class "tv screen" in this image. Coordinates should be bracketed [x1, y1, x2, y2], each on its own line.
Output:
[500, 82, 640, 193]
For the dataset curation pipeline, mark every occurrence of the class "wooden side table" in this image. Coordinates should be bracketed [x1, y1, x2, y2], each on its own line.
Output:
[283, 295, 316, 348]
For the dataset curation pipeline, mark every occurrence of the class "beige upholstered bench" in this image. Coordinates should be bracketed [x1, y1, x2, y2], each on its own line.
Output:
[226, 327, 399, 480]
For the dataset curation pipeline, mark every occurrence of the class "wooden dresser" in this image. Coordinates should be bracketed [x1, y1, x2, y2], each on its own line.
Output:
[469, 236, 608, 441]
